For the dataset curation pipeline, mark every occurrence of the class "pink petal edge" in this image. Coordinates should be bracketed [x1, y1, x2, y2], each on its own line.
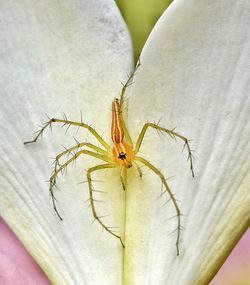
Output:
[210, 228, 250, 285]
[0, 217, 249, 284]
[0, 218, 51, 285]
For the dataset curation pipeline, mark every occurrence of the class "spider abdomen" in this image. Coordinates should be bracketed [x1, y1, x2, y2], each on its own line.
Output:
[111, 98, 124, 143]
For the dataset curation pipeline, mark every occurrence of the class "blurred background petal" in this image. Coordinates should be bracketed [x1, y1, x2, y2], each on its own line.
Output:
[0, 218, 50, 285]
[116, 0, 173, 61]
[211, 228, 250, 285]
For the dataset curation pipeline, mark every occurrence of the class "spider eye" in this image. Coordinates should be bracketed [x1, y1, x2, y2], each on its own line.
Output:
[118, 152, 126, 160]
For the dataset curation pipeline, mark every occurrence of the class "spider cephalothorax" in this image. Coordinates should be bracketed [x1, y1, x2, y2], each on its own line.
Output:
[24, 63, 194, 255]
[113, 142, 134, 168]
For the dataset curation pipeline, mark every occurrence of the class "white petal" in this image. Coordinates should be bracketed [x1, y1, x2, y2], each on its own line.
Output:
[0, 1, 133, 284]
[125, 0, 250, 284]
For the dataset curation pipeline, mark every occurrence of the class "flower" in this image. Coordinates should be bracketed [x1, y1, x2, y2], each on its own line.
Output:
[0, 0, 249, 284]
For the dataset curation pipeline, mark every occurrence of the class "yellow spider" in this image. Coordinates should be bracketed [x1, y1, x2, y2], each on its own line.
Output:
[24, 64, 194, 255]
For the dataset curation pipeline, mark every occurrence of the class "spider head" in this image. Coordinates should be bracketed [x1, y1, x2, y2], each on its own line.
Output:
[113, 142, 135, 168]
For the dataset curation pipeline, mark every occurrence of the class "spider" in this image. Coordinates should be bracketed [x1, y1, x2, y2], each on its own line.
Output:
[24, 64, 194, 255]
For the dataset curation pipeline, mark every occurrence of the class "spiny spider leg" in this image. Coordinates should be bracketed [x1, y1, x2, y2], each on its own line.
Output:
[87, 163, 125, 248]
[119, 167, 127, 191]
[53, 142, 111, 172]
[120, 59, 141, 110]
[135, 156, 181, 256]
[119, 60, 141, 148]
[24, 118, 112, 152]
[49, 149, 113, 220]
[135, 123, 195, 177]
[133, 161, 143, 178]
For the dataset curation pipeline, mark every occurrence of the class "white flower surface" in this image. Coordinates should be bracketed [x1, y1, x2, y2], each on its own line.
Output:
[0, 1, 133, 284]
[0, 0, 249, 285]
[125, 0, 250, 284]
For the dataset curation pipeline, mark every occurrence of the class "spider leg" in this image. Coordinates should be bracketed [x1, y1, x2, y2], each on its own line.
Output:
[133, 161, 143, 178]
[49, 149, 113, 220]
[119, 167, 127, 191]
[24, 118, 111, 152]
[120, 59, 141, 109]
[135, 156, 181, 256]
[53, 142, 111, 173]
[87, 163, 125, 248]
[119, 60, 141, 148]
[135, 122, 194, 177]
